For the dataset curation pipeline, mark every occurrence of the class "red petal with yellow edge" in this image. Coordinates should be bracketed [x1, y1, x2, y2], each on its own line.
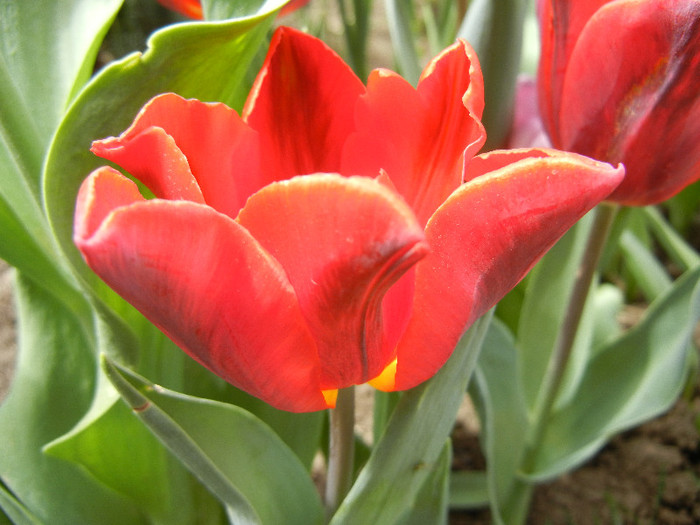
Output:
[74, 172, 327, 413]
[537, 0, 610, 143]
[391, 150, 624, 390]
[243, 27, 364, 183]
[92, 93, 260, 218]
[342, 40, 485, 227]
[558, 0, 700, 205]
[237, 174, 428, 390]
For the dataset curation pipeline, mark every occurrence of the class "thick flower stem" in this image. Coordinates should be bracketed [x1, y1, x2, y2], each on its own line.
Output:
[529, 203, 619, 456]
[325, 386, 356, 521]
[506, 203, 619, 524]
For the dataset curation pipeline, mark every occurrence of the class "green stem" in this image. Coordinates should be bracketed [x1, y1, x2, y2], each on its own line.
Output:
[502, 203, 619, 525]
[325, 386, 356, 521]
[500, 204, 619, 525]
[523, 203, 619, 472]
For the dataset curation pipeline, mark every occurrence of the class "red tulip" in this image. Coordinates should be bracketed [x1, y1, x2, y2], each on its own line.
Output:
[538, 0, 700, 205]
[155, 0, 309, 19]
[74, 27, 623, 412]
[156, 0, 203, 19]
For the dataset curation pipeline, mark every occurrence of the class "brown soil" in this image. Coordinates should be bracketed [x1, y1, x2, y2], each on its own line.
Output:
[451, 372, 700, 525]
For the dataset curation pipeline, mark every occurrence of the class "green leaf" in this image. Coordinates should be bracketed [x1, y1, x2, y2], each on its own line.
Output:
[516, 215, 593, 412]
[384, 0, 422, 85]
[44, 373, 218, 525]
[43, 4, 282, 332]
[330, 312, 493, 525]
[1, 0, 123, 151]
[644, 205, 700, 271]
[399, 442, 451, 525]
[458, 0, 526, 148]
[0, 0, 118, 307]
[0, 483, 42, 525]
[528, 266, 700, 480]
[470, 319, 529, 524]
[0, 275, 145, 524]
[202, 0, 286, 21]
[103, 357, 324, 525]
[0, 196, 86, 314]
[618, 229, 672, 301]
[219, 394, 324, 469]
[449, 471, 489, 510]
[589, 283, 624, 352]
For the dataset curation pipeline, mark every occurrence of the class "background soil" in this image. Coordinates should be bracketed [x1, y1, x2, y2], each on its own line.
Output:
[451, 381, 700, 524]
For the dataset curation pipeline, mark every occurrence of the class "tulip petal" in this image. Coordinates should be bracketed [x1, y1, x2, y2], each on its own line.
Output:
[342, 40, 486, 226]
[507, 75, 552, 149]
[243, 27, 364, 182]
[537, 0, 610, 142]
[74, 166, 147, 242]
[237, 174, 428, 390]
[559, 0, 700, 205]
[92, 93, 260, 217]
[74, 170, 328, 412]
[91, 126, 206, 203]
[391, 150, 624, 390]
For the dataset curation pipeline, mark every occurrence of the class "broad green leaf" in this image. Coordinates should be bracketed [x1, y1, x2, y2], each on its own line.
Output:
[0, 0, 122, 295]
[0, 196, 86, 315]
[103, 358, 324, 525]
[218, 393, 324, 469]
[0, 275, 145, 524]
[528, 266, 700, 480]
[400, 442, 451, 525]
[372, 390, 401, 445]
[470, 319, 529, 525]
[43, 3, 283, 334]
[44, 373, 218, 525]
[1, 0, 123, 150]
[517, 214, 593, 412]
[330, 312, 493, 525]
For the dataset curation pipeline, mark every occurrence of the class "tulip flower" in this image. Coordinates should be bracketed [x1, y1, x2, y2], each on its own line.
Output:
[74, 27, 623, 412]
[156, 0, 203, 19]
[538, 0, 700, 205]
[156, 0, 309, 19]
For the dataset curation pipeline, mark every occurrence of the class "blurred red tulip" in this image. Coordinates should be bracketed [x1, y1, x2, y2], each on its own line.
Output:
[156, 0, 203, 19]
[156, 0, 308, 19]
[74, 27, 623, 411]
[538, 0, 700, 205]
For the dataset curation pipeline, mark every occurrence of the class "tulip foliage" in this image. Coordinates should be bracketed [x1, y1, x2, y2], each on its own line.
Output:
[1, 0, 699, 524]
